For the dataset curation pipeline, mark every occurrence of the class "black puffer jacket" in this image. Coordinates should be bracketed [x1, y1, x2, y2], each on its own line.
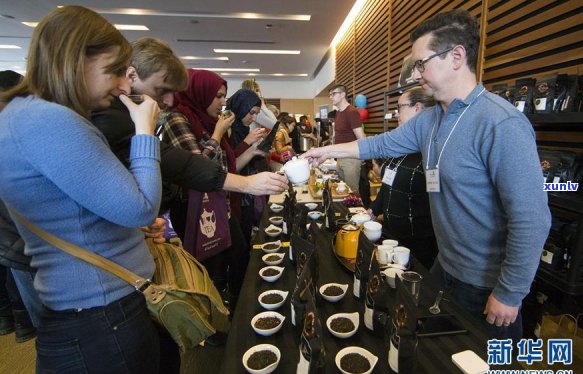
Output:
[91, 99, 227, 210]
[0, 200, 31, 271]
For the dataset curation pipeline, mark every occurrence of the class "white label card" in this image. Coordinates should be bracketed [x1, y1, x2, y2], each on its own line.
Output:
[382, 168, 397, 186]
[426, 169, 440, 192]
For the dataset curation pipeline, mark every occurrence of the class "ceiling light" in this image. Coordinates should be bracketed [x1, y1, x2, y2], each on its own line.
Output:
[221, 73, 308, 77]
[114, 24, 149, 31]
[21, 22, 38, 27]
[0, 45, 21, 49]
[331, 0, 367, 46]
[181, 56, 229, 61]
[205, 68, 260, 72]
[93, 8, 310, 21]
[214, 49, 300, 55]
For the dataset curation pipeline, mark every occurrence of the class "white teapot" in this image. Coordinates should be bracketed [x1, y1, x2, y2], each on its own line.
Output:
[281, 156, 310, 185]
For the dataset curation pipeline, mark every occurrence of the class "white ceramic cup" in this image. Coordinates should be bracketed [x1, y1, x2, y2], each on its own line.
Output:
[382, 267, 404, 288]
[377, 245, 394, 265]
[391, 246, 410, 266]
[336, 182, 347, 193]
[382, 239, 399, 248]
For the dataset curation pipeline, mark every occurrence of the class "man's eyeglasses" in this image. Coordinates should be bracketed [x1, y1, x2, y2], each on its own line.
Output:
[396, 103, 414, 113]
[329, 91, 343, 98]
[413, 47, 453, 73]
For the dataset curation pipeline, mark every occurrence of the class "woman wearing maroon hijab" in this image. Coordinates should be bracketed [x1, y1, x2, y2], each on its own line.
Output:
[162, 69, 246, 306]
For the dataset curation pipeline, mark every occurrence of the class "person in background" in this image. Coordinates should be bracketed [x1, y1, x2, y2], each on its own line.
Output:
[271, 112, 297, 171]
[297, 115, 317, 152]
[329, 84, 366, 194]
[0, 6, 163, 371]
[368, 87, 438, 269]
[303, 9, 551, 341]
[266, 104, 280, 118]
[0, 70, 37, 343]
[226, 89, 268, 249]
[241, 79, 277, 130]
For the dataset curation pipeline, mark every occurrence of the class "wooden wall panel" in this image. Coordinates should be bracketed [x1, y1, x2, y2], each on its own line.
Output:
[483, 0, 583, 149]
[332, 0, 582, 146]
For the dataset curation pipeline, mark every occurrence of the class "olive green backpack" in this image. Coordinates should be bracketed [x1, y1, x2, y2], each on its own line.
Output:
[10, 209, 230, 352]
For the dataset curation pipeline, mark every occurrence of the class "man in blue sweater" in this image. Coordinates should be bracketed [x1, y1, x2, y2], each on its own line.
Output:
[303, 9, 551, 341]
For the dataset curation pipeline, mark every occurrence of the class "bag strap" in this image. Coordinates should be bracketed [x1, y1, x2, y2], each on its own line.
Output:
[9, 208, 151, 291]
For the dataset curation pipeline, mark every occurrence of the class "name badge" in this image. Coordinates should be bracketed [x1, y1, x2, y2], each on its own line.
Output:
[426, 169, 440, 192]
[382, 168, 397, 186]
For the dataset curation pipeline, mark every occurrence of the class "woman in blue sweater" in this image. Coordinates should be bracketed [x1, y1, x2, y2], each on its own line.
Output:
[0, 6, 162, 373]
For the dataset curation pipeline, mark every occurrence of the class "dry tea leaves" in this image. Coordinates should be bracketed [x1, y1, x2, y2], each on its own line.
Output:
[255, 316, 281, 330]
[265, 255, 281, 262]
[263, 243, 279, 250]
[323, 285, 343, 296]
[340, 353, 370, 373]
[247, 350, 277, 370]
[263, 269, 280, 277]
[261, 293, 284, 304]
[330, 317, 355, 333]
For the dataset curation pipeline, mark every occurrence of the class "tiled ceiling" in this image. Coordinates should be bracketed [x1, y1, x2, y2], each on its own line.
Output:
[0, 0, 356, 80]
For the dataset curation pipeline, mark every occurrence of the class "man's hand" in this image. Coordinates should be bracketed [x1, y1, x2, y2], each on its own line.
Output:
[141, 217, 166, 244]
[300, 146, 329, 166]
[484, 293, 518, 327]
[244, 172, 288, 195]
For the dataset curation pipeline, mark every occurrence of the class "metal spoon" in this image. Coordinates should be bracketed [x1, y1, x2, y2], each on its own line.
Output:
[429, 290, 444, 315]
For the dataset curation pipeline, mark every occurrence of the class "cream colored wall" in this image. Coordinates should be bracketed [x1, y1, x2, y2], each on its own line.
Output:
[280, 99, 314, 119]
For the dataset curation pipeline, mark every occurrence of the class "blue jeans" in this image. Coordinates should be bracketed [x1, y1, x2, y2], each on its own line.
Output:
[36, 292, 160, 374]
[11, 268, 42, 327]
[430, 259, 522, 342]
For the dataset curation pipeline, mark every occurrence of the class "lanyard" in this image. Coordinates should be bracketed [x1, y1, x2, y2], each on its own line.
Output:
[425, 88, 486, 170]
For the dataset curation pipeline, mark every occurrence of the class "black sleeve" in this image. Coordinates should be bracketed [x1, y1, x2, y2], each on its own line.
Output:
[91, 99, 227, 192]
[159, 142, 227, 192]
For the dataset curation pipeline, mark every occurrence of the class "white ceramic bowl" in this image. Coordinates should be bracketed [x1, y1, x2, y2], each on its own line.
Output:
[326, 312, 359, 338]
[242, 344, 281, 374]
[258, 290, 289, 310]
[335, 346, 378, 374]
[351, 213, 372, 225]
[270, 204, 284, 213]
[363, 230, 382, 243]
[262, 252, 284, 266]
[268, 216, 284, 226]
[251, 311, 285, 336]
[264, 224, 282, 238]
[259, 266, 284, 283]
[307, 211, 322, 220]
[319, 283, 348, 302]
[261, 240, 282, 253]
[305, 203, 318, 211]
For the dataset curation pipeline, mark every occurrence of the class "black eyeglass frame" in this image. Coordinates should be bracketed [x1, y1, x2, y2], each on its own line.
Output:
[413, 47, 454, 73]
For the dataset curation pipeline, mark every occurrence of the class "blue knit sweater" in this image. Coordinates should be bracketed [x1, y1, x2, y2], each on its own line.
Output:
[0, 96, 161, 310]
[359, 84, 551, 306]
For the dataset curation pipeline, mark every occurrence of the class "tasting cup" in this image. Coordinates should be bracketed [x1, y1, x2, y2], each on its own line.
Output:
[390, 246, 410, 266]
[381, 267, 403, 288]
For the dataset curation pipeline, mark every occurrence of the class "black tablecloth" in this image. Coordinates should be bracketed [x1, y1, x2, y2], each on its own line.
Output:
[221, 202, 496, 373]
